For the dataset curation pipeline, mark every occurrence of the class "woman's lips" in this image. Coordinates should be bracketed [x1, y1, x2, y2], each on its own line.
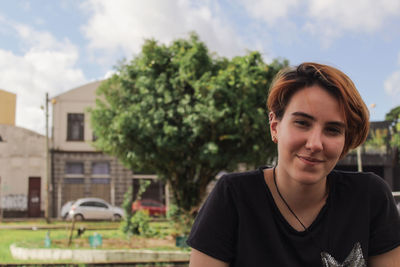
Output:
[297, 155, 324, 165]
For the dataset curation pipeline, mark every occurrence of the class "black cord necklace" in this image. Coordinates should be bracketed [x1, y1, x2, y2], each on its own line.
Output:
[273, 166, 308, 231]
[272, 166, 338, 266]
[272, 166, 331, 253]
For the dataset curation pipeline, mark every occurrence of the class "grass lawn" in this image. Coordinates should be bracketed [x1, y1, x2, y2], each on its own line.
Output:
[0, 228, 68, 264]
[0, 219, 188, 264]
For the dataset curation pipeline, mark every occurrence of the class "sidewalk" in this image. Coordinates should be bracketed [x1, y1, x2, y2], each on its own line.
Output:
[10, 243, 190, 263]
[0, 219, 119, 230]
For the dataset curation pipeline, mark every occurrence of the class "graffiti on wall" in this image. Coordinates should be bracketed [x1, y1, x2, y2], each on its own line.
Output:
[1, 194, 27, 210]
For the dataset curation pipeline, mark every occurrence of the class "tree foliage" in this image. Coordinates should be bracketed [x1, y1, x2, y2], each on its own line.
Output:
[90, 33, 287, 216]
[385, 106, 400, 157]
[385, 106, 400, 125]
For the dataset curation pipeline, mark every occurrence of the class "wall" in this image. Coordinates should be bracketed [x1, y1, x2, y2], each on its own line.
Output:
[52, 80, 102, 151]
[52, 151, 133, 218]
[0, 125, 46, 217]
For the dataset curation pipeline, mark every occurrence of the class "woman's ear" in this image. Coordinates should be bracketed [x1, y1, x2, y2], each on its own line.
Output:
[269, 112, 278, 141]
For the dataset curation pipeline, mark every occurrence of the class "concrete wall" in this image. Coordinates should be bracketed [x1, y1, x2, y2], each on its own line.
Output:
[0, 125, 46, 216]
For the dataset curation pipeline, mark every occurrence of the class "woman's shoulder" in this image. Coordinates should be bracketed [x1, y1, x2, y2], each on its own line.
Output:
[330, 169, 391, 194]
[331, 169, 384, 182]
[218, 166, 267, 186]
[213, 166, 269, 197]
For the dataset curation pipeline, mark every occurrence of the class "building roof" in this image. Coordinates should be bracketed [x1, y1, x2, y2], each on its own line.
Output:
[52, 80, 104, 103]
[0, 124, 45, 140]
[0, 124, 46, 157]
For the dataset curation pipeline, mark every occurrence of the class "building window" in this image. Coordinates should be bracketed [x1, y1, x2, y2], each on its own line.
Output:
[67, 113, 84, 141]
[65, 162, 84, 174]
[92, 162, 110, 175]
[91, 178, 110, 184]
[63, 178, 84, 184]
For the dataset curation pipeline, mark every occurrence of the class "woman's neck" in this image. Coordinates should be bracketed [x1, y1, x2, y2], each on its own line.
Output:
[264, 167, 329, 230]
[274, 166, 328, 210]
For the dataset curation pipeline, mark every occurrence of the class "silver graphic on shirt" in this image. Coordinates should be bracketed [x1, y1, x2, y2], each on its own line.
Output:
[321, 242, 366, 267]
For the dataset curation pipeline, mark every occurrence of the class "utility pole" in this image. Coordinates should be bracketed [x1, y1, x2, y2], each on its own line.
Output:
[357, 146, 362, 172]
[0, 176, 2, 221]
[45, 93, 50, 223]
[357, 103, 377, 173]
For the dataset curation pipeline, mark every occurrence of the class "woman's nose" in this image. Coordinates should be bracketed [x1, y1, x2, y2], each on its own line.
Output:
[305, 129, 323, 152]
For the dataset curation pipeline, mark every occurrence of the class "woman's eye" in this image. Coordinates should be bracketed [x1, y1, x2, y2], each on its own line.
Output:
[294, 120, 309, 127]
[326, 127, 343, 135]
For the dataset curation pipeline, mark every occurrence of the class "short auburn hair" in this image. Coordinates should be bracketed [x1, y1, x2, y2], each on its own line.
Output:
[267, 62, 370, 157]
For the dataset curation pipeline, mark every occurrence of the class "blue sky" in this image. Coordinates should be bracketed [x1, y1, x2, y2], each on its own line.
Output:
[1, 0, 400, 135]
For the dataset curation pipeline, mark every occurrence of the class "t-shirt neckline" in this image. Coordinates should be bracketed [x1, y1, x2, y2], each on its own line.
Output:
[257, 166, 334, 236]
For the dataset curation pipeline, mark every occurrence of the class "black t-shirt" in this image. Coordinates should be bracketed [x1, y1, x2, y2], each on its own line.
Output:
[187, 167, 400, 267]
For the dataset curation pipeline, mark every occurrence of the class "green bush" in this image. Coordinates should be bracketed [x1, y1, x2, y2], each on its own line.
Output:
[121, 179, 153, 236]
[167, 204, 193, 236]
[130, 210, 158, 237]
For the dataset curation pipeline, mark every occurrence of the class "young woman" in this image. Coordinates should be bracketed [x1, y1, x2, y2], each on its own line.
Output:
[187, 63, 400, 266]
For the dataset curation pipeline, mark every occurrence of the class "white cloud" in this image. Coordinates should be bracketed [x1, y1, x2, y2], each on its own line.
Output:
[239, 0, 400, 45]
[0, 22, 86, 135]
[240, 0, 300, 25]
[104, 69, 118, 79]
[384, 50, 400, 99]
[305, 0, 400, 43]
[80, 0, 248, 65]
[19, 1, 31, 11]
[384, 70, 400, 96]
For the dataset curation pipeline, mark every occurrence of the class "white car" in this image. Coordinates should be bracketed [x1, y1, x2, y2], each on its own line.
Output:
[61, 200, 74, 219]
[67, 197, 124, 221]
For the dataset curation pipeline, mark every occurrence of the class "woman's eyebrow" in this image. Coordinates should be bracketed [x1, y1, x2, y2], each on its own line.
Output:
[291, 111, 314, 120]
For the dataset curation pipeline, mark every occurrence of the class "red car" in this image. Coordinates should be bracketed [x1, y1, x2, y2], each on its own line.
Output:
[132, 199, 167, 216]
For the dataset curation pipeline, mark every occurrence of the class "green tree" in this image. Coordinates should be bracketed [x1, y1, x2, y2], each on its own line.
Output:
[385, 106, 400, 160]
[385, 106, 400, 129]
[90, 33, 287, 220]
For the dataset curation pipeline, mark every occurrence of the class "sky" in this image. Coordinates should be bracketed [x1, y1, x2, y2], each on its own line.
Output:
[1, 0, 400, 135]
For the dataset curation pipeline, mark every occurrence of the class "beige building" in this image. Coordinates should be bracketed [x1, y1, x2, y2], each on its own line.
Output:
[51, 81, 165, 218]
[0, 89, 16, 125]
[52, 81, 100, 152]
[0, 124, 46, 217]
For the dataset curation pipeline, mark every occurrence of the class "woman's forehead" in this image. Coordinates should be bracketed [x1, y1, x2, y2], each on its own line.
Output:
[284, 85, 345, 123]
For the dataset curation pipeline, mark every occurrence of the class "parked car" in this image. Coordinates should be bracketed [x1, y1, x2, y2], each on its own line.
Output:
[61, 200, 74, 219]
[67, 197, 124, 221]
[132, 199, 166, 216]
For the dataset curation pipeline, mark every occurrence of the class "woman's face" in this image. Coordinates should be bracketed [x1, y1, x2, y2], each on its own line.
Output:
[270, 85, 346, 186]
